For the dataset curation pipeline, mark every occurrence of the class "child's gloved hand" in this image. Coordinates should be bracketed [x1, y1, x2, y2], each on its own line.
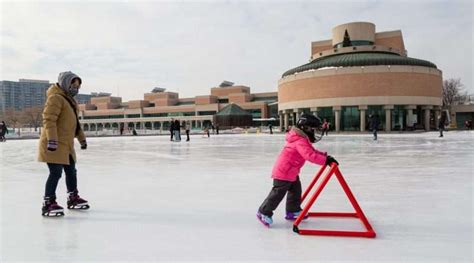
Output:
[326, 155, 339, 166]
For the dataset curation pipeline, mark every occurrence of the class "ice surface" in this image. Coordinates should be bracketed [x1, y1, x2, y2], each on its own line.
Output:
[1, 131, 473, 262]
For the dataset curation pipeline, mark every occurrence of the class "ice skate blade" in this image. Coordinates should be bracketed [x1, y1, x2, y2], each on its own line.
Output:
[68, 204, 90, 210]
[42, 211, 64, 217]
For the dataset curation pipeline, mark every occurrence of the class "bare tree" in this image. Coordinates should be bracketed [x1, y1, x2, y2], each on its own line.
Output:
[4, 108, 22, 135]
[22, 106, 43, 132]
[443, 78, 467, 108]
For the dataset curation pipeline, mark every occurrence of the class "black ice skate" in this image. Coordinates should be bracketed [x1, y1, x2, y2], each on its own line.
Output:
[42, 196, 64, 217]
[67, 191, 90, 210]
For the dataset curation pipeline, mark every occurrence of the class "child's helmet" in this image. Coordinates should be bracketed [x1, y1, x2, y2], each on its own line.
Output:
[297, 113, 323, 142]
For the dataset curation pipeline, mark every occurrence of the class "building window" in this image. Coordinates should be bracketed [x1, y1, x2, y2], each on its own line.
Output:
[246, 109, 261, 118]
[143, 113, 167, 118]
[218, 99, 229, 104]
[268, 104, 279, 118]
[197, 111, 216, 116]
[334, 40, 374, 48]
[392, 106, 406, 131]
[341, 106, 360, 131]
[168, 112, 196, 117]
[83, 115, 124, 120]
[177, 101, 195, 106]
[252, 97, 277, 103]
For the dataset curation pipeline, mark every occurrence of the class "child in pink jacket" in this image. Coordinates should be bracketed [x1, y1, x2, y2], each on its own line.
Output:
[257, 114, 338, 227]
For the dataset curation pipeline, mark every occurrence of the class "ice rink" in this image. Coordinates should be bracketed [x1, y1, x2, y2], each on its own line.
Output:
[1, 131, 472, 262]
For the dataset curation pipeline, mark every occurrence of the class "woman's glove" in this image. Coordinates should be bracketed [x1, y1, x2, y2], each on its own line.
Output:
[325, 155, 339, 166]
[80, 140, 87, 150]
[47, 140, 58, 151]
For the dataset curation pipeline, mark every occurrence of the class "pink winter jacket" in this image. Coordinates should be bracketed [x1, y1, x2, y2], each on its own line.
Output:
[272, 128, 327, 182]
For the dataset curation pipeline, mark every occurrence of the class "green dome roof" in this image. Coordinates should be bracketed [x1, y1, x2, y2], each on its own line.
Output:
[282, 51, 437, 77]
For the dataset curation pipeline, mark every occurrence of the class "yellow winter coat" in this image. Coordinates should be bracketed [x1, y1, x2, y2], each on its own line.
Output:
[38, 84, 86, 165]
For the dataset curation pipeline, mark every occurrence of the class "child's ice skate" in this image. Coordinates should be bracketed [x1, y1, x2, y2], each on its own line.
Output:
[67, 190, 90, 210]
[42, 196, 64, 217]
[256, 212, 273, 227]
[285, 211, 309, 221]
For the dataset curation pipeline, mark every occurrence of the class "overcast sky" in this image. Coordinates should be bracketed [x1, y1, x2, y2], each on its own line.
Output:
[1, 0, 472, 101]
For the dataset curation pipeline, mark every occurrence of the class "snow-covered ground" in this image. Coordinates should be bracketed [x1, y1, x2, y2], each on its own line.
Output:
[1, 131, 472, 262]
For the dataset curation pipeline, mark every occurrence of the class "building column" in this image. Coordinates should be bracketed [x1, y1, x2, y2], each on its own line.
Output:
[422, 106, 433, 131]
[359, 105, 368, 132]
[279, 112, 283, 131]
[291, 111, 297, 126]
[384, 105, 394, 132]
[283, 111, 289, 130]
[333, 106, 341, 132]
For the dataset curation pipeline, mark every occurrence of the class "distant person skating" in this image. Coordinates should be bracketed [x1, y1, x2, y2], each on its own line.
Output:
[169, 118, 175, 141]
[464, 120, 472, 130]
[211, 123, 215, 134]
[38, 71, 89, 217]
[438, 113, 447, 137]
[120, 124, 124, 135]
[216, 124, 219, 135]
[0, 121, 8, 142]
[185, 121, 191, 141]
[269, 123, 273, 134]
[368, 114, 380, 140]
[322, 119, 329, 136]
[204, 126, 210, 138]
[132, 128, 137, 136]
[173, 120, 181, 141]
[257, 113, 338, 227]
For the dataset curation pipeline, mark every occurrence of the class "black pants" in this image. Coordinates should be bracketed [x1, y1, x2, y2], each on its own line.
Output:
[373, 129, 378, 140]
[258, 177, 302, 217]
[439, 127, 444, 137]
[170, 130, 174, 141]
[45, 155, 77, 198]
[186, 130, 190, 141]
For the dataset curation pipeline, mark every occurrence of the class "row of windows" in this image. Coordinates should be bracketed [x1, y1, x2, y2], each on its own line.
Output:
[1, 82, 50, 110]
[83, 115, 125, 120]
[83, 112, 200, 120]
[296, 105, 432, 131]
[333, 40, 374, 48]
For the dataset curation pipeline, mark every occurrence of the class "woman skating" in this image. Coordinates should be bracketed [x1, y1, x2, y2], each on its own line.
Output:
[38, 71, 89, 217]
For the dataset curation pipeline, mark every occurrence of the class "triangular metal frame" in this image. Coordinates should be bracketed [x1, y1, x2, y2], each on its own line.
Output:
[293, 163, 376, 238]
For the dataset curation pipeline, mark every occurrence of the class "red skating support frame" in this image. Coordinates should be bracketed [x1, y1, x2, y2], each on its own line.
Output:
[293, 163, 376, 238]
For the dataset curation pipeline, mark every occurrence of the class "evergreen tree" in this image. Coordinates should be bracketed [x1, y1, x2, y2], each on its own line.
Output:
[342, 29, 352, 47]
